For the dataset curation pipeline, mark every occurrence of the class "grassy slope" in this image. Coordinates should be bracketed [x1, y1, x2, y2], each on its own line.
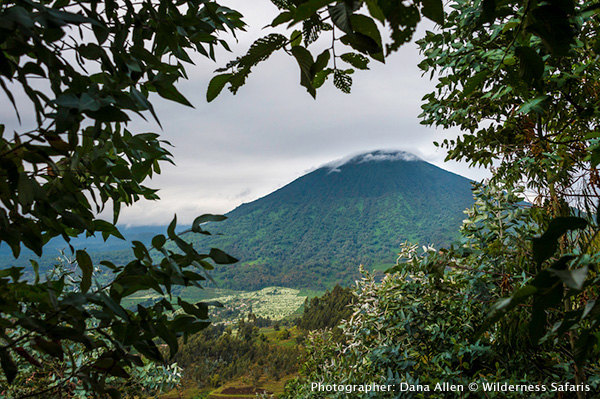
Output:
[2, 154, 474, 294]
[186, 157, 474, 291]
[158, 325, 303, 399]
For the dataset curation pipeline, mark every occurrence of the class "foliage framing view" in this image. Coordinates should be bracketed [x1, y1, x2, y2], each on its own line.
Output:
[208, 0, 600, 397]
[2, 0, 600, 398]
[0, 0, 242, 397]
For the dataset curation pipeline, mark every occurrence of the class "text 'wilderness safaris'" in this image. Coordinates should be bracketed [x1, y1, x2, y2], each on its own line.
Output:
[310, 381, 592, 394]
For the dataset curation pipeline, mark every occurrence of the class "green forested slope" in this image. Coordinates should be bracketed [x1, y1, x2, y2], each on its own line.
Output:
[188, 151, 474, 290]
[0, 151, 475, 291]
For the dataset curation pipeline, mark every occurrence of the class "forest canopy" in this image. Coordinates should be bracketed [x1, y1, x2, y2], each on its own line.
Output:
[2, 0, 600, 397]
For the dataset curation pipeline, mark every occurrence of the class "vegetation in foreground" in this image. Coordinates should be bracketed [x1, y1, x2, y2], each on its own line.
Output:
[2, 0, 600, 397]
[286, 184, 600, 398]
[156, 286, 354, 399]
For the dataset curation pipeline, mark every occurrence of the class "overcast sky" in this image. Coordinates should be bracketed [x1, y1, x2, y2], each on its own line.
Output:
[2, 2, 491, 226]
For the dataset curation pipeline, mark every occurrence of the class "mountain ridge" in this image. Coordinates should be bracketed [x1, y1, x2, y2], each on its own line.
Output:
[0, 150, 476, 291]
[188, 150, 475, 290]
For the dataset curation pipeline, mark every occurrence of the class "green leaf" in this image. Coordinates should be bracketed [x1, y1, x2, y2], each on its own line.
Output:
[21, 62, 46, 78]
[99, 292, 130, 320]
[477, 284, 538, 336]
[550, 266, 589, 291]
[294, 0, 333, 22]
[86, 106, 130, 122]
[463, 71, 487, 97]
[527, 5, 574, 56]
[33, 338, 64, 359]
[532, 217, 587, 266]
[291, 30, 302, 47]
[0, 348, 17, 384]
[76, 250, 93, 294]
[106, 388, 122, 399]
[224, 34, 287, 94]
[62, 211, 88, 230]
[192, 214, 227, 233]
[130, 87, 161, 126]
[340, 53, 369, 70]
[30, 259, 40, 285]
[93, 220, 125, 241]
[110, 366, 131, 379]
[78, 43, 104, 60]
[207, 73, 232, 102]
[291, 46, 316, 98]
[515, 46, 544, 86]
[574, 330, 597, 366]
[54, 94, 80, 108]
[420, 0, 444, 25]
[340, 33, 384, 62]
[271, 11, 294, 27]
[154, 81, 194, 107]
[152, 234, 166, 249]
[79, 93, 101, 112]
[333, 69, 352, 93]
[365, 0, 386, 22]
[518, 95, 549, 115]
[349, 14, 382, 49]
[167, 215, 178, 240]
[177, 298, 209, 319]
[234, 34, 288, 69]
[208, 248, 238, 264]
[92, 23, 109, 44]
[312, 50, 331, 74]
[481, 0, 496, 23]
[328, 3, 353, 34]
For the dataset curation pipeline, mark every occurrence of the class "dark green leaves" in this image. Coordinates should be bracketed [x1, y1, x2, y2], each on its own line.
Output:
[462, 71, 487, 97]
[294, 0, 334, 22]
[532, 217, 587, 266]
[515, 47, 544, 87]
[0, 348, 17, 384]
[208, 248, 238, 264]
[1, 0, 246, 260]
[333, 69, 353, 93]
[340, 53, 370, 70]
[152, 234, 167, 250]
[420, 0, 444, 25]
[0, 0, 247, 394]
[482, 216, 592, 353]
[192, 214, 227, 233]
[328, 2, 354, 34]
[217, 34, 287, 96]
[481, 0, 496, 23]
[76, 250, 93, 294]
[527, 4, 575, 56]
[153, 81, 193, 107]
[339, 13, 385, 63]
[206, 73, 232, 102]
[291, 46, 317, 97]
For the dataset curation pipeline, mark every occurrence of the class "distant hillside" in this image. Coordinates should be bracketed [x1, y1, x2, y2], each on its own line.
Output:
[0, 225, 166, 273]
[187, 150, 475, 290]
[0, 150, 475, 290]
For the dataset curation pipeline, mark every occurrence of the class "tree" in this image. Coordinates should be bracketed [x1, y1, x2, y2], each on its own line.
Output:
[207, 0, 445, 101]
[4, 0, 594, 396]
[417, 0, 600, 392]
[207, 1, 600, 396]
[285, 184, 600, 398]
[1, 0, 457, 395]
[0, 0, 243, 396]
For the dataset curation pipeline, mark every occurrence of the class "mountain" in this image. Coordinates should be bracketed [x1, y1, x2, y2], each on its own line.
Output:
[0, 150, 475, 290]
[187, 150, 475, 290]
